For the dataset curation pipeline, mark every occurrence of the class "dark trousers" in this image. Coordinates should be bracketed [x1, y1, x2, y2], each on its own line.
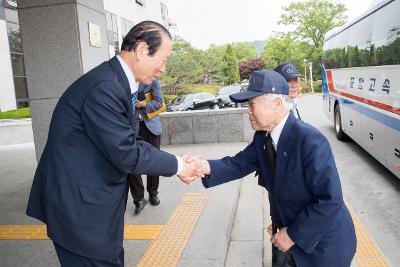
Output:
[53, 242, 124, 267]
[128, 121, 161, 202]
[272, 246, 297, 267]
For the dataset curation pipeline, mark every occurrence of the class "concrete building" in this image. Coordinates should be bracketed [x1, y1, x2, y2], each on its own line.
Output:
[0, 0, 175, 159]
[0, 0, 22, 111]
[0, 0, 174, 112]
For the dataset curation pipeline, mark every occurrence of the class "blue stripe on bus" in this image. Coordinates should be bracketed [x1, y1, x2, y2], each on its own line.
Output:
[321, 67, 329, 93]
[325, 92, 400, 132]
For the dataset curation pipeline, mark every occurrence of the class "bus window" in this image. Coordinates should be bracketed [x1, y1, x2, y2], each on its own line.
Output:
[371, 0, 400, 65]
[347, 15, 374, 67]
[323, 29, 349, 69]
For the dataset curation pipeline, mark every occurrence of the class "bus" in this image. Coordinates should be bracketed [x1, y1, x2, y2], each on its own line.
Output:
[321, 0, 400, 179]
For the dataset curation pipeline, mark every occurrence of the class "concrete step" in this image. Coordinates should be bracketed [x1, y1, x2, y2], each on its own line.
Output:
[225, 175, 266, 267]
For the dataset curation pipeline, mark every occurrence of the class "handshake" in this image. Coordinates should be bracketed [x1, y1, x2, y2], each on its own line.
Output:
[177, 155, 210, 184]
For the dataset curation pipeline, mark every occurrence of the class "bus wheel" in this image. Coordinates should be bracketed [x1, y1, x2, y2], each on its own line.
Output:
[334, 105, 346, 141]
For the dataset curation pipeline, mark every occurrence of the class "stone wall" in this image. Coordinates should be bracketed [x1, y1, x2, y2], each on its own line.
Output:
[0, 108, 254, 147]
[160, 108, 253, 145]
[0, 119, 33, 146]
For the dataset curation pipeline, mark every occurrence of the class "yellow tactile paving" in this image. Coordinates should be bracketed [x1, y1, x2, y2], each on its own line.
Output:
[124, 225, 162, 240]
[136, 192, 208, 267]
[0, 197, 392, 267]
[0, 225, 162, 240]
[345, 201, 390, 267]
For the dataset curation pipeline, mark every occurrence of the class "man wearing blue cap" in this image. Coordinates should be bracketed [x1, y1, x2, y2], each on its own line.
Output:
[191, 70, 356, 267]
[275, 63, 302, 120]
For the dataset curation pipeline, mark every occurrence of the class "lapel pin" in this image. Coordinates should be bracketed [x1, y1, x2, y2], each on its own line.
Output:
[263, 144, 266, 150]
[283, 151, 287, 157]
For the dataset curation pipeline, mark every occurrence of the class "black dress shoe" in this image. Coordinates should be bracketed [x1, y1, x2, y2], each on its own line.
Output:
[134, 199, 148, 215]
[149, 195, 160, 206]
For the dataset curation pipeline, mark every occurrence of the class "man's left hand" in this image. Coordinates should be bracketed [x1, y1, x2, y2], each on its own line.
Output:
[270, 227, 295, 252]
[136, 100, 146, 108]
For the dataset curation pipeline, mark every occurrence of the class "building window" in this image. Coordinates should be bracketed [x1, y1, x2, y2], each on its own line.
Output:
[105, 11, 119, 57]
[5, 8, 29, 108]
[136, 0, 145, 7]
[121, 18, 134, 38]
[161, 3, 168, 21]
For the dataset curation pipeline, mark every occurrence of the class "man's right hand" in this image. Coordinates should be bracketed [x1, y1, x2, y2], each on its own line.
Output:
[177, 154, 210, 184]
[177, 154, 202, 184]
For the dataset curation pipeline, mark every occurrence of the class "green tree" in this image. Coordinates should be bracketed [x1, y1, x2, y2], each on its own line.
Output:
[279, 0, 347, 48]
[262, 33, 306, 70]
[204, 44, 227, 83]
[203, 43, 257, 83]
[160, 37, 208, 89]
[231, 43, 257, 61]
[221, 44, 240, 84]
[276, 0, 347, 79]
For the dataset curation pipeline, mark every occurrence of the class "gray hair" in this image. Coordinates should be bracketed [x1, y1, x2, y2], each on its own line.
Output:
[263, 94, 293, 110]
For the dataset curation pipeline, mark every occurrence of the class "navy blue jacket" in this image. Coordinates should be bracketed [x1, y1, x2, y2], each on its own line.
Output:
[202, 113, 356, 267]
[26, 57, 178, 261]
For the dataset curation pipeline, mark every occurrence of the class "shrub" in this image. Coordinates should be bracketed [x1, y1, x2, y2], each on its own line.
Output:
[174, 84, 224, 95]
[0, 108, 31, 120]
[300, 80, 322, 93]
[163, 95, 177, 106]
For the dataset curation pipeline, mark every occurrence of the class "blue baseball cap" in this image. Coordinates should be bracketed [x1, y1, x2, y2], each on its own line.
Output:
[274, 62, 300, 81]
[229, 70, 289, 103]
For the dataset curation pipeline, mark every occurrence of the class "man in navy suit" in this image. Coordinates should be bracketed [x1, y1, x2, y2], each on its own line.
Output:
[26, 21, 199, 266]
[128, 80, 164, 214]
[275, 63, 302, 120]
[194, 70, 356, 267]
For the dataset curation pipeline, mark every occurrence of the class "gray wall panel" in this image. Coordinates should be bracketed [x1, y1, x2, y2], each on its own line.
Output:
[19, 3, 82, 99]
[18, 0, 108, 159]
[29, 98, 58, 160]
[193, 115, 218, 144]
[76, 3, 108, 73]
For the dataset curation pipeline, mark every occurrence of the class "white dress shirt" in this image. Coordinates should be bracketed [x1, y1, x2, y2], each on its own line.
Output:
[291, 99, 301, 119]
[269, 113, 290, 151]
[116, 55, 139, 94]
[115, 55, 183, 175]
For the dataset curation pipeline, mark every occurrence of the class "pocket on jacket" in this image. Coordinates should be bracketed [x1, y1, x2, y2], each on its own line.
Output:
[78, 185, 113, 205]
[277, 170, 309, 206]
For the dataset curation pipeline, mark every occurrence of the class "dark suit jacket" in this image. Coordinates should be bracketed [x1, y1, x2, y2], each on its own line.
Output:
[202, 113, 356, 267]
[26, 57, 178, 261]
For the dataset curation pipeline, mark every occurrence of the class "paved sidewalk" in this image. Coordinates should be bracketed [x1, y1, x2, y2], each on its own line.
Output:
[0, 140, 365, 267]
[0, 142, 253, 266]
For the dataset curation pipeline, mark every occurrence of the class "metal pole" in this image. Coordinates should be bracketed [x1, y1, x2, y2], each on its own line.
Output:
[309, 62, 314, 93]
[304, 60, 307, 84]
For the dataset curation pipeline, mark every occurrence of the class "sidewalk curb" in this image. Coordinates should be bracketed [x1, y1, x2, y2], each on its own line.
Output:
[222, 179, 242, 266]
[223, 178, 243, 266]
[262, 189, 272, 267]
[177, 179, 243, 267]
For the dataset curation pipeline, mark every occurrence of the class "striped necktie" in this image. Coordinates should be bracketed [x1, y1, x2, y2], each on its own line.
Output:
[131, 91, 138, 110]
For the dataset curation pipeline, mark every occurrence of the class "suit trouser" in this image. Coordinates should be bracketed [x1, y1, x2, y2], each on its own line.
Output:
[128, 121, 161, 202]
[272, 246, 297, 267]
[53, 242, 124, 267]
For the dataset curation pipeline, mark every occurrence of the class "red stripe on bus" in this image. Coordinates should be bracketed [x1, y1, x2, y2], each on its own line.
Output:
[326, 70, 400, 115]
